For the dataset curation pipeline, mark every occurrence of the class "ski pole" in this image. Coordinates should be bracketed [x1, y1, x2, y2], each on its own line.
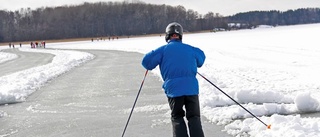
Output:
[121, 70, 149, 137]
[197, 72, 271, 129]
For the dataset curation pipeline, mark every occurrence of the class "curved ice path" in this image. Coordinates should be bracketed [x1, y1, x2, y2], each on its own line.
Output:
[0, 48, 95, 105]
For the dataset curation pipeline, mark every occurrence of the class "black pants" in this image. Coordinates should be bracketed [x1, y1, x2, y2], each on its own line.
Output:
[168, 95, 205, 137]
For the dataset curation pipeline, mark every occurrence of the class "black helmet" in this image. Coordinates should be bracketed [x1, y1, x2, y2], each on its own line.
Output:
[165, 22, 183, 42]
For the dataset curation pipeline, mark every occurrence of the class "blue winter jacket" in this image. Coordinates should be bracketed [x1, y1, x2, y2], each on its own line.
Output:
[142, 39, 206, 97]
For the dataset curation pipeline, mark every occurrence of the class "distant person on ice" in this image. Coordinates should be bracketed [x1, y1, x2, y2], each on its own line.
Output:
[142, 22, 206, 137]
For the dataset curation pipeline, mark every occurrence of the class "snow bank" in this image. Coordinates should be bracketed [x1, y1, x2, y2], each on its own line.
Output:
[295, 92, 320, 112]
[225, 114, 320, 137]
[0, 50, 18, 63]
[0, 48, 95, 105]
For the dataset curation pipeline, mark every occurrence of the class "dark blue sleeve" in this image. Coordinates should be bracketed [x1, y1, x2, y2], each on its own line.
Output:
[194, 47, 205, 68]
[142, 46, 163, 70]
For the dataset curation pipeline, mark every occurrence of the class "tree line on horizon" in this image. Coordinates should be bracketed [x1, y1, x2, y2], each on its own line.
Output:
[0, 1, 320, 42]
[228, 8, 320, 28]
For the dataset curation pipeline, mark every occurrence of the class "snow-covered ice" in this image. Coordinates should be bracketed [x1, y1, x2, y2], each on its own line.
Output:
[1, 23, 320, 137]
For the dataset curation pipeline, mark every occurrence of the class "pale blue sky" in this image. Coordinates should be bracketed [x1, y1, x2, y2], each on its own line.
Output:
[1, 0, 320, 16]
